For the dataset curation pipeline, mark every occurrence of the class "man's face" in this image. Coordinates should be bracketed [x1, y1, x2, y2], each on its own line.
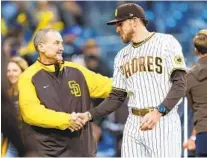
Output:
[39, 31, 64, 63]
[116, 19, 134, 43]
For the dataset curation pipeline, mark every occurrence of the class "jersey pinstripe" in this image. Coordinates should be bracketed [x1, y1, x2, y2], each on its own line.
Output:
[112, 32, 186, 157]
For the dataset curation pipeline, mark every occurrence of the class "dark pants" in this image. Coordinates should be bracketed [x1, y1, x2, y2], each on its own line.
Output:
[196, 132, 207, 157]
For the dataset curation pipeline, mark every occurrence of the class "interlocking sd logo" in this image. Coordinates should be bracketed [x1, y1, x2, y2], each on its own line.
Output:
[68, 81, 81, 97]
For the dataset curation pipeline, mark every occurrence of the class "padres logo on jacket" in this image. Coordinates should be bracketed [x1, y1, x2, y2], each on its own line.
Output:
[68, 80, 81, 97]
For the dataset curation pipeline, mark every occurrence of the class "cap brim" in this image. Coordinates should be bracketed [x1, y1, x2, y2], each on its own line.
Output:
[107, 17, 149, 26]
[106, 18, 128, 25]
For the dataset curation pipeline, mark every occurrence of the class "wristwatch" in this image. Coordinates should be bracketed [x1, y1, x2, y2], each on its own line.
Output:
[86, 112, 92, 121]
[156, 105, 169, 116]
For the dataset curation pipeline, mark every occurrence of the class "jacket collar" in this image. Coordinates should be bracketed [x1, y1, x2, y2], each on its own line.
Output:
[36, 59, 64, 72]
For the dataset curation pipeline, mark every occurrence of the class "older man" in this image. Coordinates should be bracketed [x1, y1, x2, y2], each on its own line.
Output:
[18, 28, 112, 157]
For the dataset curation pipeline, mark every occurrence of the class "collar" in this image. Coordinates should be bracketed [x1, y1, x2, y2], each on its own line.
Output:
[36, 59, 65, 72]
[132, 32, 155, 48]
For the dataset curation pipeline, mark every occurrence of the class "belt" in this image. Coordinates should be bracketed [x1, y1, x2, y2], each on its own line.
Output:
[132, 108, 154, 116]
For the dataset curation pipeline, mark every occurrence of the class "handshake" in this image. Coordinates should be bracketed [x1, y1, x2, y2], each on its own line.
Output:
[68, 111, 92, 132]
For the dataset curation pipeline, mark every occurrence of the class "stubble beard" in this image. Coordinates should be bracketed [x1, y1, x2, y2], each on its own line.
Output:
[122, 29, 133, 44]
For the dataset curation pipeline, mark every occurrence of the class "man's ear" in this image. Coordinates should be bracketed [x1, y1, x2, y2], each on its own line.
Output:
[135, 18, 142, 28]
[131, 18, 138, 30]
[38, 43, 44, 53]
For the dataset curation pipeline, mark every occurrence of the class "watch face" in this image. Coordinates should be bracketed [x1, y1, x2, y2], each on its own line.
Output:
[158, 106, 166, 113]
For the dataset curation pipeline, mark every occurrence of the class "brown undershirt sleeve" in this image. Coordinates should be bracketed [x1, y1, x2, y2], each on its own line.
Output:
[161, 70, 187, 111]
[88, 88, 127, 120]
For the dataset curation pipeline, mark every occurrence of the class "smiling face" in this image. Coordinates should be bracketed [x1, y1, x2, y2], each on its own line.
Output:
[7, 62, 22, 85]
[37, 30, 64, 64]
[115, 19, 134, 43]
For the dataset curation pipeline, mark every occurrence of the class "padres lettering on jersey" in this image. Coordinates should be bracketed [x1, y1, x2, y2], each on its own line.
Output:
[120, 56, 163, 78]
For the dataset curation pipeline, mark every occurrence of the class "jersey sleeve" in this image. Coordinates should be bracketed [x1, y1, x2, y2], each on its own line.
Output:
[164, 35, 187, 77]
[112, 54, 127, 91]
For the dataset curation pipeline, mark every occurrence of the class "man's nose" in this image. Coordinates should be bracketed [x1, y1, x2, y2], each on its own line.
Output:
[60, 44, 64, 51]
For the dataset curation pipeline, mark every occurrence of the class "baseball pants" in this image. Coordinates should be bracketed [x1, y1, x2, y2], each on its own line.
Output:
[121, 108, 181, 157]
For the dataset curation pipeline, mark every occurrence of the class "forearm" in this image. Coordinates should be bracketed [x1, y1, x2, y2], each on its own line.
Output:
[189, 128, 196, 141]
[186, 89, 193, 109]
[161, 70, 186, 111]
[20, 104, 71, 130]
[192, 128, 196, 136]
[89, 88, 127, 120]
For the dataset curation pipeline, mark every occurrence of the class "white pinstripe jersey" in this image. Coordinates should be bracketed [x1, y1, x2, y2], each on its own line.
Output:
[113, 32, 186, 109]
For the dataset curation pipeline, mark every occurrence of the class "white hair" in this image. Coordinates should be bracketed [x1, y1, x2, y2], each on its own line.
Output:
[33, 28, 57, 52]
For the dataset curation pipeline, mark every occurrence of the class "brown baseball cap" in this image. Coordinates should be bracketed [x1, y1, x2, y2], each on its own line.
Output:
[107, 3, 148, 26]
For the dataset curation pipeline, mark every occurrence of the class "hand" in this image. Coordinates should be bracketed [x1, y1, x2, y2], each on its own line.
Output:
[140, 109, 162, 131]
[75, 112, 91, 124]
[183, 138, 196, 151]
[68, 112, 86, 132]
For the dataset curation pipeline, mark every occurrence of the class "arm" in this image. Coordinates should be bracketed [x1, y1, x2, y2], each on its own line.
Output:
[186, 74, 194, 109]
[183, 78, 196, 150]
[183, 128, 196, 151]
[140, 71, 187, 131]
[85, 72, 112, 98]
[191, 128, 196, 136]
[161, 35, 187, 113]
[18, 74, 78, 130]
[160, 70, 187, 111]
[80, 54, 127, 121]
[88, 88, 127, 120]
[140, 36, 187, 130]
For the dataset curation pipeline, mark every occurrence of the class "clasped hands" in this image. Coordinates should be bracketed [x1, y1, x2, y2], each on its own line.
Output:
[68, 112, 91, 132]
